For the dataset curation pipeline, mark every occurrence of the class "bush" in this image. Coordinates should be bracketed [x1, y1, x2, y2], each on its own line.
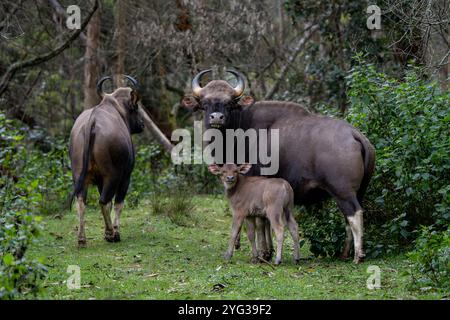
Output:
[297, 57, 449, 259]
[345, 56, 449, 256]
[296, 203, 346, 258]
[149, 188, 196, 227]
[407, 226, 450, 293]
[0, 113, 52, 299]
[128, 142, 222, 208]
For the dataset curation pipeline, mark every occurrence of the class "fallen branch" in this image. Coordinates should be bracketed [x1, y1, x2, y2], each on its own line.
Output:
[0, 0, 99, 96]
[138, 104, 174, 153]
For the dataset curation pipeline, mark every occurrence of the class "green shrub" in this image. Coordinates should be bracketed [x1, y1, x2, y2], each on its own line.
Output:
[149, 188, 196, 227]
[128, 142, 222, 208]
[407, 226, 450, 293]
[0, 113, 51, 299]
[296, 203, 345, 258]
[345, 56, 449, 256]
[297, 57, 449, 259]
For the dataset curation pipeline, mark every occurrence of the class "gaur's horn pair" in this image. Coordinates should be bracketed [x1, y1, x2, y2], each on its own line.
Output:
[96, 75, 139, 97]
[192, 69, 245, 98]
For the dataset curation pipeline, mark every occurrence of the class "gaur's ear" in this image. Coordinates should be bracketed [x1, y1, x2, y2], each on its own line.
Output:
[237, 96, 255, 108]
[238, 163, 252, 174]
[130, 90, 139, 105]
[208, 164, 221, 175]
[181, 95, 200, 111]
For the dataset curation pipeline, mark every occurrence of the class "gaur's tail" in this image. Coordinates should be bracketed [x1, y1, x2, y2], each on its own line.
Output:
[353, 130, 376, 203]
[69, 112, 97, 208]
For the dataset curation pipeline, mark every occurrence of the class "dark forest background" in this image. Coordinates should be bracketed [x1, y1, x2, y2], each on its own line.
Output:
[0, 0, 449, 298]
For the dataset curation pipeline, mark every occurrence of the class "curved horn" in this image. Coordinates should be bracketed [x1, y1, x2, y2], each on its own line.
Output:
[96, 76, 112, 98]
[227, 70, 245, 98]
[192, 69, 211, 97]
[123, 75, 139, 89]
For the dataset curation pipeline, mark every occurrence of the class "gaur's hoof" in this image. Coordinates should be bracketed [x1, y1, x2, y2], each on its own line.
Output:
[113, 232, 121, 242]
[339, 254, 351, 261]
[353, 254, 365, 264]
[234, 243, 241, 250]
[274, 259, 282, 266]
[78, 239, 87, 248]
[260, 251, 273, 262]
[294, 259, 300, 265]
[104, 232, 115, 243]
[250, 257, 259, 264]
[223, 253, 232, 262]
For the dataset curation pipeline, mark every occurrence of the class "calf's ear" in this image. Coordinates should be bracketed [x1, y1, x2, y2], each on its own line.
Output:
[237, 96, 255, 108]
[208, 164, 221, 175]
[238, 163, 252, 174]
[181, 95, 200, 110]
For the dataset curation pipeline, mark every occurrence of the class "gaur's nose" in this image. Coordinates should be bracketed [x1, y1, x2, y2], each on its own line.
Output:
[210, 112, 224, 121]
[226, 176, 235, 182]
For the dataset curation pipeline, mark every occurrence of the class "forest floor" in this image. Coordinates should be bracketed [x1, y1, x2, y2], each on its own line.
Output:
[28, 195, 439, 300]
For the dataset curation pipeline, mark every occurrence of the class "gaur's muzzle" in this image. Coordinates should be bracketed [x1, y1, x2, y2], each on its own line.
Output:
[209, 112, 225, 128]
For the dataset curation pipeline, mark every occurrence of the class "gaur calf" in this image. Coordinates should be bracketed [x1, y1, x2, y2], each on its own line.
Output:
[209, 163, 300, 265]
[69, 75, 144, 247]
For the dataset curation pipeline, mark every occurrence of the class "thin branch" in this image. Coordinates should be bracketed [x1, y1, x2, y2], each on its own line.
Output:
[0, 0, 99, 96]
[48, 0, 87, 43]
[264, 24, 319, 100]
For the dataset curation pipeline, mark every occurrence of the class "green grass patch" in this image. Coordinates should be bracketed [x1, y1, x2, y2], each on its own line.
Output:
[28, 195, 443, 299]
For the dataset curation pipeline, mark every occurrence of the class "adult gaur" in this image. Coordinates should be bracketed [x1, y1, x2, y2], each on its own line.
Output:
[69, 75, 144, 247]
[182, 69, 375, 263]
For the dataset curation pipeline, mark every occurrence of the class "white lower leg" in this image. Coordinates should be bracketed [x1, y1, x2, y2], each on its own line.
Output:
[101, 202, 114, 239]
[348, 210, 364, 261]
[113, 202, 124, 231]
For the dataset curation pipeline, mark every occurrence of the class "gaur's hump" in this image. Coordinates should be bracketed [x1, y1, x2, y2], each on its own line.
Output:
[251, 101, 311, 117]
[111, 87, 133, 99]
[100, 87, 132, 105]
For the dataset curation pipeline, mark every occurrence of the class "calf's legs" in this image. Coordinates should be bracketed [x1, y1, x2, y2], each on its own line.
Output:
[286, 210, 300, 264]
[224, 212, 245, 261]
[255, 217, 270, 261]
[245, 218, 259, 263]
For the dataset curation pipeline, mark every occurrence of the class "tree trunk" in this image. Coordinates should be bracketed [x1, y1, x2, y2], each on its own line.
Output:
[83, 5, 101, 109]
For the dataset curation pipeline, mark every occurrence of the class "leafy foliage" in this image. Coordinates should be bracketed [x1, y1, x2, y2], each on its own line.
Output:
[296, 58, 449, 260]
[346, 56, 449, 254]
[407, 226, 450, 293]
[0, 113, 54, 299]
[296, 204, 345, 258]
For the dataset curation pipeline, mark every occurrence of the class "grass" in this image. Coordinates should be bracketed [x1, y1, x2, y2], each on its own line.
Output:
[27, 195, 441, 300]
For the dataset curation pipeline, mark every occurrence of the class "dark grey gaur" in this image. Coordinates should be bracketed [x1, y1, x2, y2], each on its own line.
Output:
[182, 69, 375, 263]
[69, 75, 144, 247]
